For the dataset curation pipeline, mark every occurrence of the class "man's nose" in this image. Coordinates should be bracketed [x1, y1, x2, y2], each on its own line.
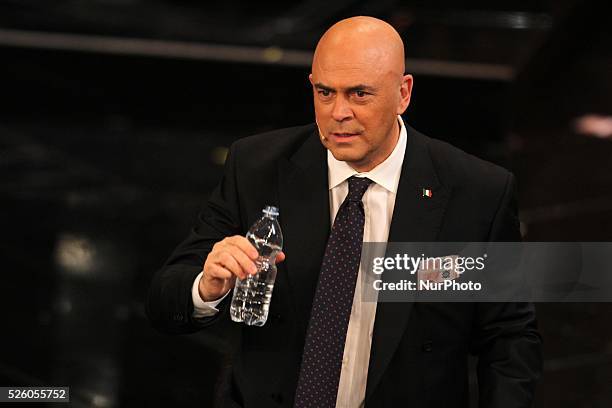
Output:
[331, 96, 353, 122]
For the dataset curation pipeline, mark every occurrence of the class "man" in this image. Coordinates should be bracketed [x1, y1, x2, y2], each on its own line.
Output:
[147, 16, 542, 408]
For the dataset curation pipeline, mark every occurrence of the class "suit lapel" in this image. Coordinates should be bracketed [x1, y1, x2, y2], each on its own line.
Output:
[278, 131, 330, 334]
[366, 125, 452, 401]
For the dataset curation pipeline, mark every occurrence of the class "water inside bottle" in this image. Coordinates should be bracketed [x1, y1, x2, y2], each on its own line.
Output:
[230, 233, 281, 326]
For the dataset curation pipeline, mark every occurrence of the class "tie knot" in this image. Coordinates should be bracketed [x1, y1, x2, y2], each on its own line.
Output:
[347, 176, 373, 202]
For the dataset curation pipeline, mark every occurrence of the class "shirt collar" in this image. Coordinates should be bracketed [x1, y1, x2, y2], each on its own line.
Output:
[327, 115, 407, 193]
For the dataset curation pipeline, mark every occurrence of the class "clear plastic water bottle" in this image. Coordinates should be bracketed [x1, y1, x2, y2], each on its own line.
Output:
[230, 205, 283, 326]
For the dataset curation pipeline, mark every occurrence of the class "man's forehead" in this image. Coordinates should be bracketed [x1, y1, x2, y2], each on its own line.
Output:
[312, 59, 389, 88]
[315, 44, 385, 67]
[313, 51, 386, 72]
[312, 41, 401, 83]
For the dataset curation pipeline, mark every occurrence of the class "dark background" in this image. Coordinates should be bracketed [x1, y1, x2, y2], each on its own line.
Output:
[1, 1, 611, 407]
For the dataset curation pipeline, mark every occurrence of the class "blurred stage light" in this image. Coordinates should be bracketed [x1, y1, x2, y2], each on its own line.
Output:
[263, 46, 283, 63]
[91, 393, 112, 407]
[54, 233, 96, 275]
[574, 114, 612, 139]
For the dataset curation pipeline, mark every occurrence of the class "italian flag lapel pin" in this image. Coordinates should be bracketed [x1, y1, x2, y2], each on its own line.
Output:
[422, 188, 432, 198]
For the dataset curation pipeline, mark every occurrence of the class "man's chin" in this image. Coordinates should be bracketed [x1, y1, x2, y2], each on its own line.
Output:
[327, 148, 366, 165]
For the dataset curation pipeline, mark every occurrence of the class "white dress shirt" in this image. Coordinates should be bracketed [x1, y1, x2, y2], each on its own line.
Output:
[192, 115, 408, 407]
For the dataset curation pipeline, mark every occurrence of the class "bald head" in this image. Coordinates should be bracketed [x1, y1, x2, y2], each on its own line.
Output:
[312, 16, 405, 79]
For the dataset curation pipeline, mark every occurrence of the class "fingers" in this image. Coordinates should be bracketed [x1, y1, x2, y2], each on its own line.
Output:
[227, 244, 258, 276]
[207, 251, 249, 281]
[205, 236, 258, 281]
[202, 237, 287, 302]
[226, 236, 259, 260]
[216, 252, 246, 279]
[205, 262, 235, 281]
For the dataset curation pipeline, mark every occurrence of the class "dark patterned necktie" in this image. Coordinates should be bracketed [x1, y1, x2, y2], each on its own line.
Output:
[294, 176, 373, 408]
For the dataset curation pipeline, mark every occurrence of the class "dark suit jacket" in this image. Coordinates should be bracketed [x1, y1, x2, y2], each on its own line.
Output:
[146, 122, 542, 408]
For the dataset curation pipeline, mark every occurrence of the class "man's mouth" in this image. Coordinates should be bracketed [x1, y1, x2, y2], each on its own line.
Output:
[330, 132, 361, 140]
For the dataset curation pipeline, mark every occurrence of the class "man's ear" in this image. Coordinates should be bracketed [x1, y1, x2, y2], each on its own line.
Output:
[398, 74, 413, 114]
[308, 73, 314, 86]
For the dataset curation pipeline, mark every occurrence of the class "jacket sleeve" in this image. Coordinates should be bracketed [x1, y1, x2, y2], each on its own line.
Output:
[146, 142, 243, 334]
[472, 172, 543, 408]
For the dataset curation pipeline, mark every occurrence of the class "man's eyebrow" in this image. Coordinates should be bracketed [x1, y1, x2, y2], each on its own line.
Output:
[314, 83, 335, 92]
[346, 84, 377, 93]
[314, 83, 377, 93]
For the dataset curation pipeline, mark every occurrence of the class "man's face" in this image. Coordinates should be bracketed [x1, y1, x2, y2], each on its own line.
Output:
[310, 52, 412, 172]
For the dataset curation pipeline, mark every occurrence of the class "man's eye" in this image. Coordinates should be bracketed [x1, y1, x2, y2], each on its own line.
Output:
[318, 90, 331, 97]
[355, 90, 367, 98]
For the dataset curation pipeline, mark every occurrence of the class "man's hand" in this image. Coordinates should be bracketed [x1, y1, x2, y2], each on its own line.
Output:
[199, 235, 286, 302]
